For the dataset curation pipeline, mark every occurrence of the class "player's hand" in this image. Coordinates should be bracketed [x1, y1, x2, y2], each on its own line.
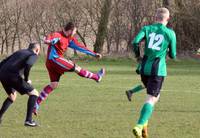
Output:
[43, 37, 51, 44]
[27, 80, 32, 84]
[95, 53, 102, 59]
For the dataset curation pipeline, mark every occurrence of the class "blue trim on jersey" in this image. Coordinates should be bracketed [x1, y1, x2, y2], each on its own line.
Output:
[51, 38, 60, 45]
[68, 41, 95, 57]
[48, 46, 59, 60]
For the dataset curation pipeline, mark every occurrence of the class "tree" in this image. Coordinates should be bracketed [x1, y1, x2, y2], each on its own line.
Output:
[94, 0, 112, 53]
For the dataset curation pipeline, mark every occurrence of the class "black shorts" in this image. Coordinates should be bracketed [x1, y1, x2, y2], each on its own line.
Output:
[0, 75, 34, 95]
[141, 75, 164, 97]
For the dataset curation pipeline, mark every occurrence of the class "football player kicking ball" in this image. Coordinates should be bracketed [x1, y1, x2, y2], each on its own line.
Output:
[33, 22, 105, 115]
[131, 8, 176, 138]
[0, 43, 40, 127]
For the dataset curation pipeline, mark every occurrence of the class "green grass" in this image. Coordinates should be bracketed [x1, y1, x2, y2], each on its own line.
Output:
[0, 58, 200, 138]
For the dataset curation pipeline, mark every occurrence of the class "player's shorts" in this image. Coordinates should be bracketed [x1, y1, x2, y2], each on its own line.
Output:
[46, 57, 75, 82]
[141, 75, 164, 97]
[0, 74, 34, 95]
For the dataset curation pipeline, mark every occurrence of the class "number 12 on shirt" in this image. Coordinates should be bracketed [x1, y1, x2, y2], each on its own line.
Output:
[148, 32, 164, 51]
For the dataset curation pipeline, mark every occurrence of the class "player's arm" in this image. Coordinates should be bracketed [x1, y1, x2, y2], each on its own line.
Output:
[24, 55, 38, 82]
[168, 30, 176, 59]
[43, 33, 60, 45]
[132, 27, 145, 60]
[69, 37, 100, 58]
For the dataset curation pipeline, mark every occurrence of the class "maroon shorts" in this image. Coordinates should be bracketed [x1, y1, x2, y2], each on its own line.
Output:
[46, 57, 75, 82]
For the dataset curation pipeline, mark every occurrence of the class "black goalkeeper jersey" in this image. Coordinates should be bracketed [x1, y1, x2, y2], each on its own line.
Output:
[0, 49, 38, 81]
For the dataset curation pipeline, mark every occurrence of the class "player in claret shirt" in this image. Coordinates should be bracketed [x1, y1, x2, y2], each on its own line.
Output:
[130, 8, 176, 138]
[33, 22, 105, 116]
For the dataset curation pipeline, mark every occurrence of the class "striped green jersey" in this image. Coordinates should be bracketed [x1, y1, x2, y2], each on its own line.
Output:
[132, 23, 176, 76]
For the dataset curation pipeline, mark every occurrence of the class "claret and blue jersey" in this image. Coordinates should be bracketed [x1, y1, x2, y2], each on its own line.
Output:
[45, 31, 96, 60]
[44, 31, 98, 82]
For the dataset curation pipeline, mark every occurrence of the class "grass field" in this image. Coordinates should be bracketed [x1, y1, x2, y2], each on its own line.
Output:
[0, 57, 200, 138]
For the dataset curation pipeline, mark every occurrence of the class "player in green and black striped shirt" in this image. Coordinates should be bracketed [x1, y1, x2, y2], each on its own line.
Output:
[130, 7, 176, 138]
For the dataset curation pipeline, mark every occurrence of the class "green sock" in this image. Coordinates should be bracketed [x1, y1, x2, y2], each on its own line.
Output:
[129, 84, 145, 94]
[137, 103, 154, 125]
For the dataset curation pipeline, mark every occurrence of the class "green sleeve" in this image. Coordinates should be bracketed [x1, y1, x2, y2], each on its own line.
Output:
[168, 30, 176, 59]
[131, 27, 145, 58]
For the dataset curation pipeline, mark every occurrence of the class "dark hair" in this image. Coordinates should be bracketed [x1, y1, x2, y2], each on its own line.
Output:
[64, 22, 75, 31]
[28, 43, 38, 50]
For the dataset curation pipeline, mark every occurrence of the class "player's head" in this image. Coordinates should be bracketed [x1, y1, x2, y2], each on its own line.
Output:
[63, 22, 77, 37]
[28, 43, 40, 55]
[155, 7, 170, 25]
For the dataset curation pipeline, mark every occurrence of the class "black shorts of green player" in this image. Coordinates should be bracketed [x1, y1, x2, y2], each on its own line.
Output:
[141, 75, 164, 97]
[140, 55, 164, 97]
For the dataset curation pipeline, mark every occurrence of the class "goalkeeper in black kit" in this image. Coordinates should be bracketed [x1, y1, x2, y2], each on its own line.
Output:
[0, 43, 40, 127]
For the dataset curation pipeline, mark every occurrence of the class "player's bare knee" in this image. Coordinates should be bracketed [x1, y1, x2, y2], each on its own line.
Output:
[9, 92, 17, 102]
[146, 95, 159, 105]
[75, 65, 81, 73]
[28, 89, 39, 96]
[50, 82, 58, 89]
